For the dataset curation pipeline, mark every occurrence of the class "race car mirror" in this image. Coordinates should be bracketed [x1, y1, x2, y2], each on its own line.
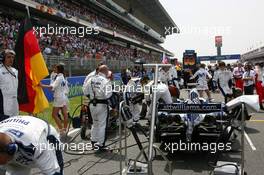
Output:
[226, 95, 259, 114]
[158, 103, 223, 113]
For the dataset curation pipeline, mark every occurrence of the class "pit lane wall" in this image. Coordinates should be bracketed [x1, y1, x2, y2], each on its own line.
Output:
[42, 74, 122, 101]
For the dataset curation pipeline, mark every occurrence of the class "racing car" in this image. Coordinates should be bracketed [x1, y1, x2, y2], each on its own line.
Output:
[155, 89, 256, 152]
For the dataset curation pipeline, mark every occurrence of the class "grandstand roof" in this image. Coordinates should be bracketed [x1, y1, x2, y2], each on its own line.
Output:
[137, 0, 178, 33]
[112, 0, 179, 37]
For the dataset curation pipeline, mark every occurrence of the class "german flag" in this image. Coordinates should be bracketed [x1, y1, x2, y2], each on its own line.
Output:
[14, 18, 49, 114]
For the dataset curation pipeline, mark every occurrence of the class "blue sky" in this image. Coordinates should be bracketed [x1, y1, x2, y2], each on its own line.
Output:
[159, 0, 264, 61]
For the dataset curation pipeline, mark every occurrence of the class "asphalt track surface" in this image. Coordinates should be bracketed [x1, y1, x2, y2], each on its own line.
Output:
[1, 90, 264, 175]
[59, 91, 264, 175]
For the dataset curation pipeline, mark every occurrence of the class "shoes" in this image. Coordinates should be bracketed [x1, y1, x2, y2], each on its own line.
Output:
[91, 141, 99, 150]
[208, 98, 215, 102]
[59, 129, 68, 141]
[96, 146, 112, 153]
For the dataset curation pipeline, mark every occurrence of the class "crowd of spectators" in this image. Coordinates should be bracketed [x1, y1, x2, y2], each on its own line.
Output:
[0, 17, 19, 51]
[33, 0, 157, 45]
[0, 15, 159, 62]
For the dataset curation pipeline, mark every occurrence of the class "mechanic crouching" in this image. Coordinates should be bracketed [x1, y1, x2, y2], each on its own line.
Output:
[86, 65, 116, 152]
[0, 116, 63, 175]
[145, 79, 173, 120]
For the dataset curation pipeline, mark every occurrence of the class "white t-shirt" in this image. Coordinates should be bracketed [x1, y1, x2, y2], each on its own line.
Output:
[214, 69, 233, 94]
[243, 70, 255, 86]
[191, 68, 212, 88]
[51, 73, 68, 98]
[233, 67, 244, 79]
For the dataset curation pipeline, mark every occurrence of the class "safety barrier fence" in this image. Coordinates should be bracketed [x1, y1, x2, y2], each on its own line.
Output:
[42, 74, 122, 102]
[44, 55, 151, 76]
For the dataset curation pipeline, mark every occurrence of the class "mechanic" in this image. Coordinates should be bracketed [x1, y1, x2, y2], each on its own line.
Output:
[207, 65, 216, 92]
[168, 57, 180, 98]
[82, 62, 105, 96]
[190, 64, 212, 101]
[0, 116, 63, 175]
[123, 73, 143, 123]
[213, 62, 233, 103]
[0, 50, 18, 118]
[233, 62, 244, 91]
[145, 80, 173, 120]
[86, 65, 115, 151]
[159, 58, 180, 99]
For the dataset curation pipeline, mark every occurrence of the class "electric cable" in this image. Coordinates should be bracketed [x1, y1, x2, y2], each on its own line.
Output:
[60, 95, 151, 174]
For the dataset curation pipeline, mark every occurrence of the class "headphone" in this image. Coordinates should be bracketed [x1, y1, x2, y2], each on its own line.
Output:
[0, 121, 51, 156]
[0, 142, 18, 156]
[0, 51, 5, 62]
[5, 143, 18, 156]
[0, 50, 16, 63]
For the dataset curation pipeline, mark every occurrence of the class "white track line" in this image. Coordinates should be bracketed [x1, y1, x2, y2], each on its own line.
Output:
[244, 131, 256, 151]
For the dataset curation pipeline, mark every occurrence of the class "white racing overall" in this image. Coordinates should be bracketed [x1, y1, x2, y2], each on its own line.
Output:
[86, 73, 112, 147]
[0, 65, 18, 117]
[0, 116, 62, 175]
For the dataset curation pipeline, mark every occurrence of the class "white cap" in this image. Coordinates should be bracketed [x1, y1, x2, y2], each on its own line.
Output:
[4, 49, 16, 55]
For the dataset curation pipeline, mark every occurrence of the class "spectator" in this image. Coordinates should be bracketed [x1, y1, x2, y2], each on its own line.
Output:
[0, 15, 161, 63]
[255, 63, 264, 109]
[233, 62, 244, 91]
[243, 63, 255, 95]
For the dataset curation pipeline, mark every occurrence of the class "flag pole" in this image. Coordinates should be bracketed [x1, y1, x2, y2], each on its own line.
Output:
[26, 6, 31, 18]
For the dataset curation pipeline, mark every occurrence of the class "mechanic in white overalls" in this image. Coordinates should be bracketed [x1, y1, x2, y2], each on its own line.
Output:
[82, 63, 105, 95]
[0, 50, 18, 118]
[86, 65, 114, 151]
[159, 59, 180, 98]
[190, 64, 212, 101]
[123, 72, 143, 122]
[145, 80, 173, 119]
[213, 62, 233, 103]
[0, 116, 63, 175]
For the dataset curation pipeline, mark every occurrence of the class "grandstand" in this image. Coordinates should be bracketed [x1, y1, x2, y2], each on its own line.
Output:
[241, 46, 264, 64]
[0, 0, 178, 75]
